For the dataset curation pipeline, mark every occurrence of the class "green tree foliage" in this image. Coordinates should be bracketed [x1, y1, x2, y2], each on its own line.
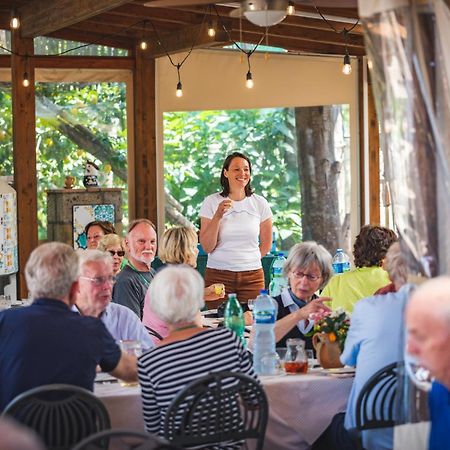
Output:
[164, 108, 302, 248]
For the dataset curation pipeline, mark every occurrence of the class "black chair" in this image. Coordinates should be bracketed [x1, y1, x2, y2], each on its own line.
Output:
[2, 384, 111, 450]
[347, 362, 402, 449]
[72, 428, 179, 450]
[163, 371, 268, 450]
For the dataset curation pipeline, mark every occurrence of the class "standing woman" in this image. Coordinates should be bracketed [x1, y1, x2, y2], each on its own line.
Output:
[200, 152, 272, 307]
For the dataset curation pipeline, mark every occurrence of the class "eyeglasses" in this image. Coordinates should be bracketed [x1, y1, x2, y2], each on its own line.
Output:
[108, 250, 125, 257]
[291, 271, 321, 282]
[80, 275, 116, 286]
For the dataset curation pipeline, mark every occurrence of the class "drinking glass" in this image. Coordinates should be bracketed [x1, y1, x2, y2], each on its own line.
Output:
[276, 347, 287, 371]
[247, 298, 255, 311]
[260, 352, 281, 376]
[284, 339, 308, 374]
[119, 340, 142, 387]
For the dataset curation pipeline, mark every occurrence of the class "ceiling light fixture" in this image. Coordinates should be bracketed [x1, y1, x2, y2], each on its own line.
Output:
[243, 0, 288, 27]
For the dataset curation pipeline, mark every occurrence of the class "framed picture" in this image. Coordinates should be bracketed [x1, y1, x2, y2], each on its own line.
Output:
[73, 204, 115, 249]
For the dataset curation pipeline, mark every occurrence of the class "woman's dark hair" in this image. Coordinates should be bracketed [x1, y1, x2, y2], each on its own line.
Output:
[85, 220, 116, 236]
[219, 152, 254, 197]
[353, 225, 398, 268]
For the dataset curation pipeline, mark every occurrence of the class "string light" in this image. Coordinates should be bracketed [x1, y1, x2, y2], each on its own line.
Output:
[342, 51, 352, 75]
[342, 30, 351, 75]
[10, 7, 20, 29]
[22, 72, 30, 87]
[246, 71, 254, 89]
[207, 22, 216, 37]
[245, 54, 254, 89]
[140, 21, 148, 51]
[287, 2, 295, 15]
[175, 64, 183, 97]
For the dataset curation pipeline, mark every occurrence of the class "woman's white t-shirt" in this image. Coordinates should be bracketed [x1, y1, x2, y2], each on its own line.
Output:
[199, 192, 272, 271]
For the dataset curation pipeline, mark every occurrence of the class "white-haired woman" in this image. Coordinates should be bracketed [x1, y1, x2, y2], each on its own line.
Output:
[97, 233, 126, 275]
[138, 265, 257, 437]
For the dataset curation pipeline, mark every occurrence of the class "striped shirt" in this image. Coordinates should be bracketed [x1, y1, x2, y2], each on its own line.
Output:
[138, 327, 257, 440]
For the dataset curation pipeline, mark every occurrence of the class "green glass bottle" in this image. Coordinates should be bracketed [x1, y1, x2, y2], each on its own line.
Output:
[224, 293, 245, 344]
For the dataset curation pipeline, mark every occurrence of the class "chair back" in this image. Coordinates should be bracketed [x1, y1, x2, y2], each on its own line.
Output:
[356, 362, 401, 430]
[163, 371, 268, 450]
[72, 428, 178, 450]
[2, 384, 110, 450]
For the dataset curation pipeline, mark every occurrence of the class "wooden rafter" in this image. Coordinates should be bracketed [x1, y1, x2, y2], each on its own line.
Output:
[19, 0, 131, 38]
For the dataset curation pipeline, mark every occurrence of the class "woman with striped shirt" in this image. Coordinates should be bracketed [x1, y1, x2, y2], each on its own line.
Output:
[138, 265, 257, 438]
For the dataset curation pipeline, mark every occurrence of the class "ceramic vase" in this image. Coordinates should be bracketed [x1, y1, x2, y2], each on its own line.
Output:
[312, 332, 344, 369]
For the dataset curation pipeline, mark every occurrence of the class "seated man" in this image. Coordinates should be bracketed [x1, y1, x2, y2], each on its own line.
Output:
[74, 249, 154, 351]
[112, 219, 157, 318]
[406, 277, 450, 450]
[0, 242, 137, 411]
[313, 242, 412, 450]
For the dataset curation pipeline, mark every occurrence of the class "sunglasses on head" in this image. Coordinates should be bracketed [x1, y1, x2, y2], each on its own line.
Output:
[108, 250, 125, 257]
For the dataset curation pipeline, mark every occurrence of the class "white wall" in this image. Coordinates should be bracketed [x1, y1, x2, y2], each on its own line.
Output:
[156, 49, 360, 238]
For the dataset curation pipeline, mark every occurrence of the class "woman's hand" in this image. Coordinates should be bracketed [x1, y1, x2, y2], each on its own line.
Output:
[213, 199, 232, 220]
[295, 297, 331, 322]
[243, 311, 253, 326]
[204, 284, 226, 301]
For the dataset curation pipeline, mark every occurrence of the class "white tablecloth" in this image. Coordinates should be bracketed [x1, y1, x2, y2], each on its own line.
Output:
[259, 372, 353, 450]
[95, 371, 353, 450]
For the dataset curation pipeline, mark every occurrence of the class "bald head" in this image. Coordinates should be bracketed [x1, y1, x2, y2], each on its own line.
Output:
[406, 276, 450, 388]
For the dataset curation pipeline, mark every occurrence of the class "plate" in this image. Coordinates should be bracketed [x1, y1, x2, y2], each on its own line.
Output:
[324, 367, 355, 376]
[95, 372, 118, 383]
[201, 309, 218, 316]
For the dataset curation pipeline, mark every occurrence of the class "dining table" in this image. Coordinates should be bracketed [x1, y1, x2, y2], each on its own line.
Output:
[95, 368, 353, 449]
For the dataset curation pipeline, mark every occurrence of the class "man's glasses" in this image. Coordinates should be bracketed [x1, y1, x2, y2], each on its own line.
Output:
[80, 275, 116, 286]
[108, 250, 125, 257]
[291, 271, 321, 282]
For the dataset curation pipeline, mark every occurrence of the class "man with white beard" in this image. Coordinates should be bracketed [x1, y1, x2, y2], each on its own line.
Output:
[112, 219, 157, 319]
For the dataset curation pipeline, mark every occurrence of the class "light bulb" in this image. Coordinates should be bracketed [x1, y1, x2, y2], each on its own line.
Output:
[287, 2, 295, 15]
[246, 71, 254, 89]
[207, 26, 215, 37]
[10, 16, 20, 29]
[140, 40, 148, 50]
[22, 73, 30, 87]
[367, 58, 373, 70]
[176, 81, 183, 97]
[342, 53, 352, 75]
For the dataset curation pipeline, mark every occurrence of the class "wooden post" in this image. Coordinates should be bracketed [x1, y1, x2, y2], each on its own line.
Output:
[131, 48, 157, 224]
[11, 31, 38, 298]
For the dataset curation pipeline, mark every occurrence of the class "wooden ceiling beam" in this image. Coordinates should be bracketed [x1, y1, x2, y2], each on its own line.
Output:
[46, 29, 133, 51]
[147, 21, 232, 57]
[231, 30, 365, 56]
[19, 0, 132, 38]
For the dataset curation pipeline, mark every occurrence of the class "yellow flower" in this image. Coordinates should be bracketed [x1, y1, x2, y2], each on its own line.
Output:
[328, 332, 336, 342]
[104, 164, 112, 173]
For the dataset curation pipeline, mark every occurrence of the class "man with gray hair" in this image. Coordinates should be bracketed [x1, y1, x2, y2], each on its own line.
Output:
[0, 242, 138, 411]
[112, 219, 157, 318]
[74, 249, 153, 350]
[406, 276, 450, 450]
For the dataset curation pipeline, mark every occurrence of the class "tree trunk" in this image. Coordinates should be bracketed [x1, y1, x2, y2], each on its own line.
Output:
[294, 105, 344, 254]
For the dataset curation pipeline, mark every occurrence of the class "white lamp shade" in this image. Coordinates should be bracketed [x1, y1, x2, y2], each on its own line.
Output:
[243, 9, 287, 27]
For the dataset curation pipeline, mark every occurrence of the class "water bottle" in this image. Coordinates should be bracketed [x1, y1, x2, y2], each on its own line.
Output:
[332, 248, 351, 274]
[224, 293, 245, 344]
[269, 253, 287, 297]
[253, 289, 277, 375]
[270, 231, 277, 254]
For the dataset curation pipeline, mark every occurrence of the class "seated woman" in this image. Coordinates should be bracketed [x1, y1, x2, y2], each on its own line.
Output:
[97, 233, 126, 275]
[321, 225, 398, 313]
[250, 241, 332, 351]
[142, 226, 225, 343]
[84, 220, 116, 249]
[138, 265, 257, 437]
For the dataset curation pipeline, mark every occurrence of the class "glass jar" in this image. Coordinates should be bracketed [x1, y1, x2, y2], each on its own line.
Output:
[284, 338, 308, 374]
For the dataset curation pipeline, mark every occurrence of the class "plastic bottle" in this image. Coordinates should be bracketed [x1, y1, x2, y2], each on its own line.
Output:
[253, 289, 277, 375]
[269, 253, 287, 297]
[332, 248, 351, 274]
[224, 293, 245, 344]
[270, 231, 277, 254]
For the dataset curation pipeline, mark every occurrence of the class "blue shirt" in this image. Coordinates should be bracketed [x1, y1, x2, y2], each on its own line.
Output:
[72, 302, 154, 351]
[0, 298, 121, 411]
[341, 284, 414, 450]
[429, 381, 450, 450]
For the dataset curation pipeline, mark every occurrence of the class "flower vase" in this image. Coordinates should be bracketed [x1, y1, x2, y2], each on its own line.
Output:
[312, 332, 344, 369]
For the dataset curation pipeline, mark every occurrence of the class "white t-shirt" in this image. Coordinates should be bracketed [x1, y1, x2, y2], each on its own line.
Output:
[199, 192, 272, 271]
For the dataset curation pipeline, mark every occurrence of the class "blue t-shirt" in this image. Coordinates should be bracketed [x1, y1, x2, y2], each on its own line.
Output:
[429, 381, 450, 450]
[0, 298, 121, 411]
